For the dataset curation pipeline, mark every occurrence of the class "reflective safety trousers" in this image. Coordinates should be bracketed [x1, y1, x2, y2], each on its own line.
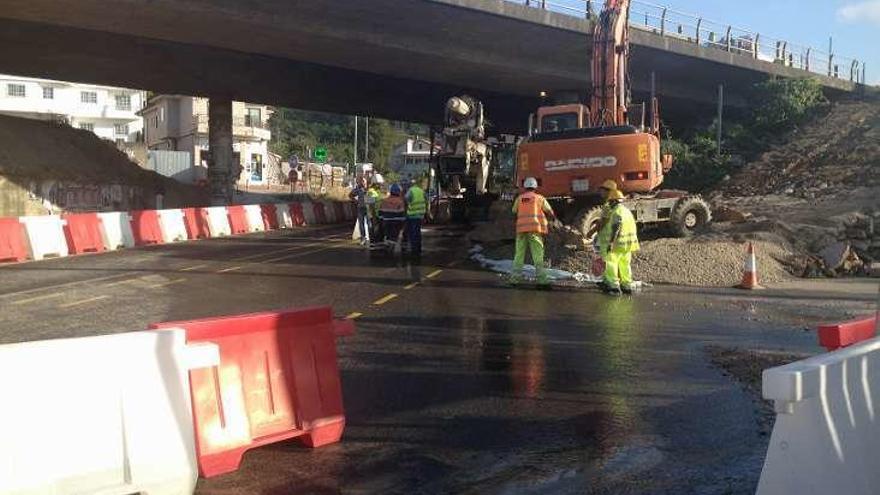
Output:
[598, 203, 640, 253]
[515, 192, 549, 235]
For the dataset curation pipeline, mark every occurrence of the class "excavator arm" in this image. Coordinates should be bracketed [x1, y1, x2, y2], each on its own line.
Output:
[590, 0, 631, 127]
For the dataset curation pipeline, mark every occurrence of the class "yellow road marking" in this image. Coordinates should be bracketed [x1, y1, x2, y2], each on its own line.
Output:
[217, 266, 242, 273]
[59, 295, 109, 308]
[149, 278, 187, 288]
[404, 282, 419, 290]
[12, 292, 65, 305]
[178, 264, 207, 272]
[258, 244, 341, 263]
[426, 269, 443, 279]
[0, 273, 132, 300]
[231, 234, 346, 262]
[372, 293, 398, 305]
[345, 312, 363, 320]
[104, 276, 148, 287]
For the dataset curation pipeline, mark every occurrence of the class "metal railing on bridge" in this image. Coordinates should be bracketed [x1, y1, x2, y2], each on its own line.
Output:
[517, 0, 867, 84]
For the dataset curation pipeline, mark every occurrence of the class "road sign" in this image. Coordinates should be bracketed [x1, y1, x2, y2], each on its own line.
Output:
[315, 147, 327, 163]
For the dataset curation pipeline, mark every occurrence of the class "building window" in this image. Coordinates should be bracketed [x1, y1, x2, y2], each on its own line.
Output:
[159, 107, 165, 122]
[80, 91, 98, 104]
[114, 123, 129, 135]
[244, 107, 261, 127]
[7, 84, 25, 97]
[42, 87, 54, 99]
[115, 94, 131, 111]
[79, 123, 94, 132]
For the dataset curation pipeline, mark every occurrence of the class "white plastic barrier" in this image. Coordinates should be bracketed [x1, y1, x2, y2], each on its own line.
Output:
[758, 337, 880, 495]
[0, 329, 219, 495]
[301, 202, 317, 225]
[18, 215, 68, 260]
[97, 211, 136, 250]
[275, 203, 294, 229]
[322, 201, 338, 224]
[203, 206, 231, 237]
[243, 204, 266, 233]
[157, 209, 188, 242]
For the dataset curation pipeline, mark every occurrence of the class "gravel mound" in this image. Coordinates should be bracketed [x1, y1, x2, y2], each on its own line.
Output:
[632, 237, 793, 286]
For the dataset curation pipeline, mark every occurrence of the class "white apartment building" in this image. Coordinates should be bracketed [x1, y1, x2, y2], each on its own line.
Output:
[0, 74, 145, 144]
[140, 96, 272, 184]
[390, 137, 432, 179]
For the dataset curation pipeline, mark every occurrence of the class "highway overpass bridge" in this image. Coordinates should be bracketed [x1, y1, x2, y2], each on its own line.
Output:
[0, 0, 865, 132]
[0, 0, 866, 203]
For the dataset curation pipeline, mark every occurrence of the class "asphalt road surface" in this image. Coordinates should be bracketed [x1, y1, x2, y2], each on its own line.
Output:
[0, 223, 875, 494]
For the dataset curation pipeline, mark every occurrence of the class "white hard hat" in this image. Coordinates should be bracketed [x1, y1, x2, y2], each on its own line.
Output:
[523, 177, 538, 189]
[372, 173, 385, 185]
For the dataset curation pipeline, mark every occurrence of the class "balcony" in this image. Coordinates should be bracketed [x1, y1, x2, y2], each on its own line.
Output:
[193, 114, 271, 141]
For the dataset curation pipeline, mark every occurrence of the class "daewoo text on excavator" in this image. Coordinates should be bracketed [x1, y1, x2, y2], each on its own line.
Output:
[516, 0, 712, 237]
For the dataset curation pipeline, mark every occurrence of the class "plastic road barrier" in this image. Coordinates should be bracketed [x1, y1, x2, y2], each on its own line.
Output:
[322, 200, 338, 224]
[243, 204, 266, 233]
[260, 204, 280, 230]
[62, 213, 106, 255]
[0, 217, 28, 262]
[275, 203, 294, 229]
[298, 201, 318, 225]
[157, 209, 188, 243]
[19, 215, 69, 260]
[227, 205, 249, 234]
[758, 337, 880, 495]
[333, 202, 347, 223]
[129, 210, 164, 246]
[183, 207, 211, 239]
[97, 211, 136, 250]
[0, 328, 219, 495]
[312, 202, 327, 224]
[204, 206, 231, 237]
[150, 307, 356, 477]
[818, 315, 878, 351]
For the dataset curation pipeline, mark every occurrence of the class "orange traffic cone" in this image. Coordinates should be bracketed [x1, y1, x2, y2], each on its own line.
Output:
[737, 242, 763, 289]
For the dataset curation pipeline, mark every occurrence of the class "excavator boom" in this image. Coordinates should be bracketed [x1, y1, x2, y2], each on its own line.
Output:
[591, 0, 630, 127]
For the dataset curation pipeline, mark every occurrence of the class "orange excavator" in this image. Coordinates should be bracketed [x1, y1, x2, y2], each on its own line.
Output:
[516, 0, 711, 237]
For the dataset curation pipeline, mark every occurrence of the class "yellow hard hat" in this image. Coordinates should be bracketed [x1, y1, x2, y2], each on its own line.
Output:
[607, 189, 624, 201]
[600, 179, 618, 191]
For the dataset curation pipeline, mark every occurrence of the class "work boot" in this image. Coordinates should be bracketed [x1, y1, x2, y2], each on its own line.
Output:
[621, 285, 634, 295]
[605, 287, 622, 297]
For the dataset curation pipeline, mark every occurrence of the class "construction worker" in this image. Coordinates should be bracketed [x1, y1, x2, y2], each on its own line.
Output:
[379, 183, 407, 249]
[366, 174, 385, 242]
[510, 177, 557, 286]
[583, 179, 619, 240]
[349, 176, 370, 245]
[404, 178, 427, 257]
[597, 189, 640, 295]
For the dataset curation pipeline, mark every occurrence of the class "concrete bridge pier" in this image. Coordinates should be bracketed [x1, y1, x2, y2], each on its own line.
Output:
[208, 98, 234, 206]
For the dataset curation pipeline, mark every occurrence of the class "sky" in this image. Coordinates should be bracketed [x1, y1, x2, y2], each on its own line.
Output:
[642, 0, 880, 84]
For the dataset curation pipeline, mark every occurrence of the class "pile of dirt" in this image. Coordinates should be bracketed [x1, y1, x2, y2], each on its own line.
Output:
[720, 98, 880, 199]
[0, 114, 206, 207]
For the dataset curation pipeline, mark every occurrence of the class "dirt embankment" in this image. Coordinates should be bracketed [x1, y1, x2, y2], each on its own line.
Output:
[0, 114, 207, 214]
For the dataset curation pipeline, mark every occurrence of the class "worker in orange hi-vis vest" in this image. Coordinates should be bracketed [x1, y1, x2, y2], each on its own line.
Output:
[509, 177, 557, 286]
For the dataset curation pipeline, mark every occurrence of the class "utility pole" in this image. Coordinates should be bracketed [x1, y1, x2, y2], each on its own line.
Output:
[353, 115, 358, 173]
[365, 117, 370, 163]
[716, 84, 724, 156]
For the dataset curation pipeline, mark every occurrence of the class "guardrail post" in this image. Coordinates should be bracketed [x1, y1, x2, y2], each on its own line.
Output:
[725, 26, 732, 52]
[695, 18, 702, 44]
[805, 47, 811, 71]
[586, 0, 592, 18]
[541, 0, 546, 8]
[851, 60, 858, 82]
[863, 63, 867, 85]
[828, 53, 834, 77]
[660, 8, 667, 35]
[754, 34, 760, 59]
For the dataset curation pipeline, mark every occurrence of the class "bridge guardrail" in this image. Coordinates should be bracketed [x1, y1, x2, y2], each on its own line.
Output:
[516, 0, 866, 84]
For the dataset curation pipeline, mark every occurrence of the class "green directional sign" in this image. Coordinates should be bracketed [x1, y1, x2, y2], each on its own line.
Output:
[314, 146, 327, 163]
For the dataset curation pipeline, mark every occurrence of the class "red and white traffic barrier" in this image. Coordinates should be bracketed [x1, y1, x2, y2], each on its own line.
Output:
[0, 329, 219, 495]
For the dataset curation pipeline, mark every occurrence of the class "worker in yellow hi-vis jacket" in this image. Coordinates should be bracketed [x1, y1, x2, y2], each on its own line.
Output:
[597, 189, 640, 296]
